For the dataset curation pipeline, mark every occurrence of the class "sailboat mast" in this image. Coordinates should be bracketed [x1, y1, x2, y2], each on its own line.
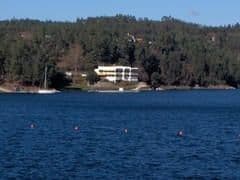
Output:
[44, 66, 47, 89]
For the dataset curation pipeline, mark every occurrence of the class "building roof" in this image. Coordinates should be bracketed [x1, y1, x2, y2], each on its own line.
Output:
[96, 66, 138, 70]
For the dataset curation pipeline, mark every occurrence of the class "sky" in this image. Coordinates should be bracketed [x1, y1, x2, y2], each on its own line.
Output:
[1, 0, 240, 26]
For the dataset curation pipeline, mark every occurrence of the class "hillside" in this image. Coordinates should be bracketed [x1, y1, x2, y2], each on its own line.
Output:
[1, 15, 240, 89]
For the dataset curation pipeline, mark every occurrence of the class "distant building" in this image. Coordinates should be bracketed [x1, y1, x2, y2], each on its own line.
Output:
[81, 73, 87, 77]
[65, 71, 73, 77]
[94, 66, 138, 83]
[19, 32, 33, 40]
[136, 38, 143, 43]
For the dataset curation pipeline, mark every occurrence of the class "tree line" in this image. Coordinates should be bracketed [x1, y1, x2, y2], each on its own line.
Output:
[0, 15, 240, 88]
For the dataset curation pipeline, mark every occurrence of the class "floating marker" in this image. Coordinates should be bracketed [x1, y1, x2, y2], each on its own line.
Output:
[177, 130, 183, 137]
[124, 128, 128, 133]
[74, 126, 79, 131]
[30, 123, 35, 129]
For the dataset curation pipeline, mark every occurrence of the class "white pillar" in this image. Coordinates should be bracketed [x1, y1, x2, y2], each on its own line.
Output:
[129, 68, 132, 82]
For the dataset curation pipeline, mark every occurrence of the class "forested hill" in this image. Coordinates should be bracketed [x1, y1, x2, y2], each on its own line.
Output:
[1, 15, 240, 88]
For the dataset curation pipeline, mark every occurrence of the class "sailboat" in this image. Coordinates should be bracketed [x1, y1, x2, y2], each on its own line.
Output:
[38, 66, 60, 94]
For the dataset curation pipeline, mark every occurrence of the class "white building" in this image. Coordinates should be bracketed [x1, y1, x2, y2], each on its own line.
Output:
[65, 71, 73, 77]
[94, 66, 138, 83]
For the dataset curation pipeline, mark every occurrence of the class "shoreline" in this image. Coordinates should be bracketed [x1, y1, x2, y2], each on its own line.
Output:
[158, 85, 236, 91]
[0, 83, 237, 93]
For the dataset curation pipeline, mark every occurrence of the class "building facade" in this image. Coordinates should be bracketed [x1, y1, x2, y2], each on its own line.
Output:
[94, 66, 138, 83]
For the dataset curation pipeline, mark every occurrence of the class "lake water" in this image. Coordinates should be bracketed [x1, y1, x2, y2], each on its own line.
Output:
[1, 90, 240, 179]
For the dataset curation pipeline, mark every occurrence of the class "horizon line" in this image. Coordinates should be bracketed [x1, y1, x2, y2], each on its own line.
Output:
[0, 14, 239, 28]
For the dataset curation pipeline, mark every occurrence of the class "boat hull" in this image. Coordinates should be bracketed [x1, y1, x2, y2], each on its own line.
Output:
[38, 89, 60, 94]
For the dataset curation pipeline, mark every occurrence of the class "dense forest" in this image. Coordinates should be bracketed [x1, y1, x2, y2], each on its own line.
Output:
[1, 15, 240, 89]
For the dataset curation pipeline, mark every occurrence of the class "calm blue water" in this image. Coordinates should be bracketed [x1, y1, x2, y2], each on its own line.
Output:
[1, 90, 240, 179]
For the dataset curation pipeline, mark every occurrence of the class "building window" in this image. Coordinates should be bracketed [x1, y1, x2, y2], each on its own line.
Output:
[116, 68, 123, 73]
[124, 69, 130, 79]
